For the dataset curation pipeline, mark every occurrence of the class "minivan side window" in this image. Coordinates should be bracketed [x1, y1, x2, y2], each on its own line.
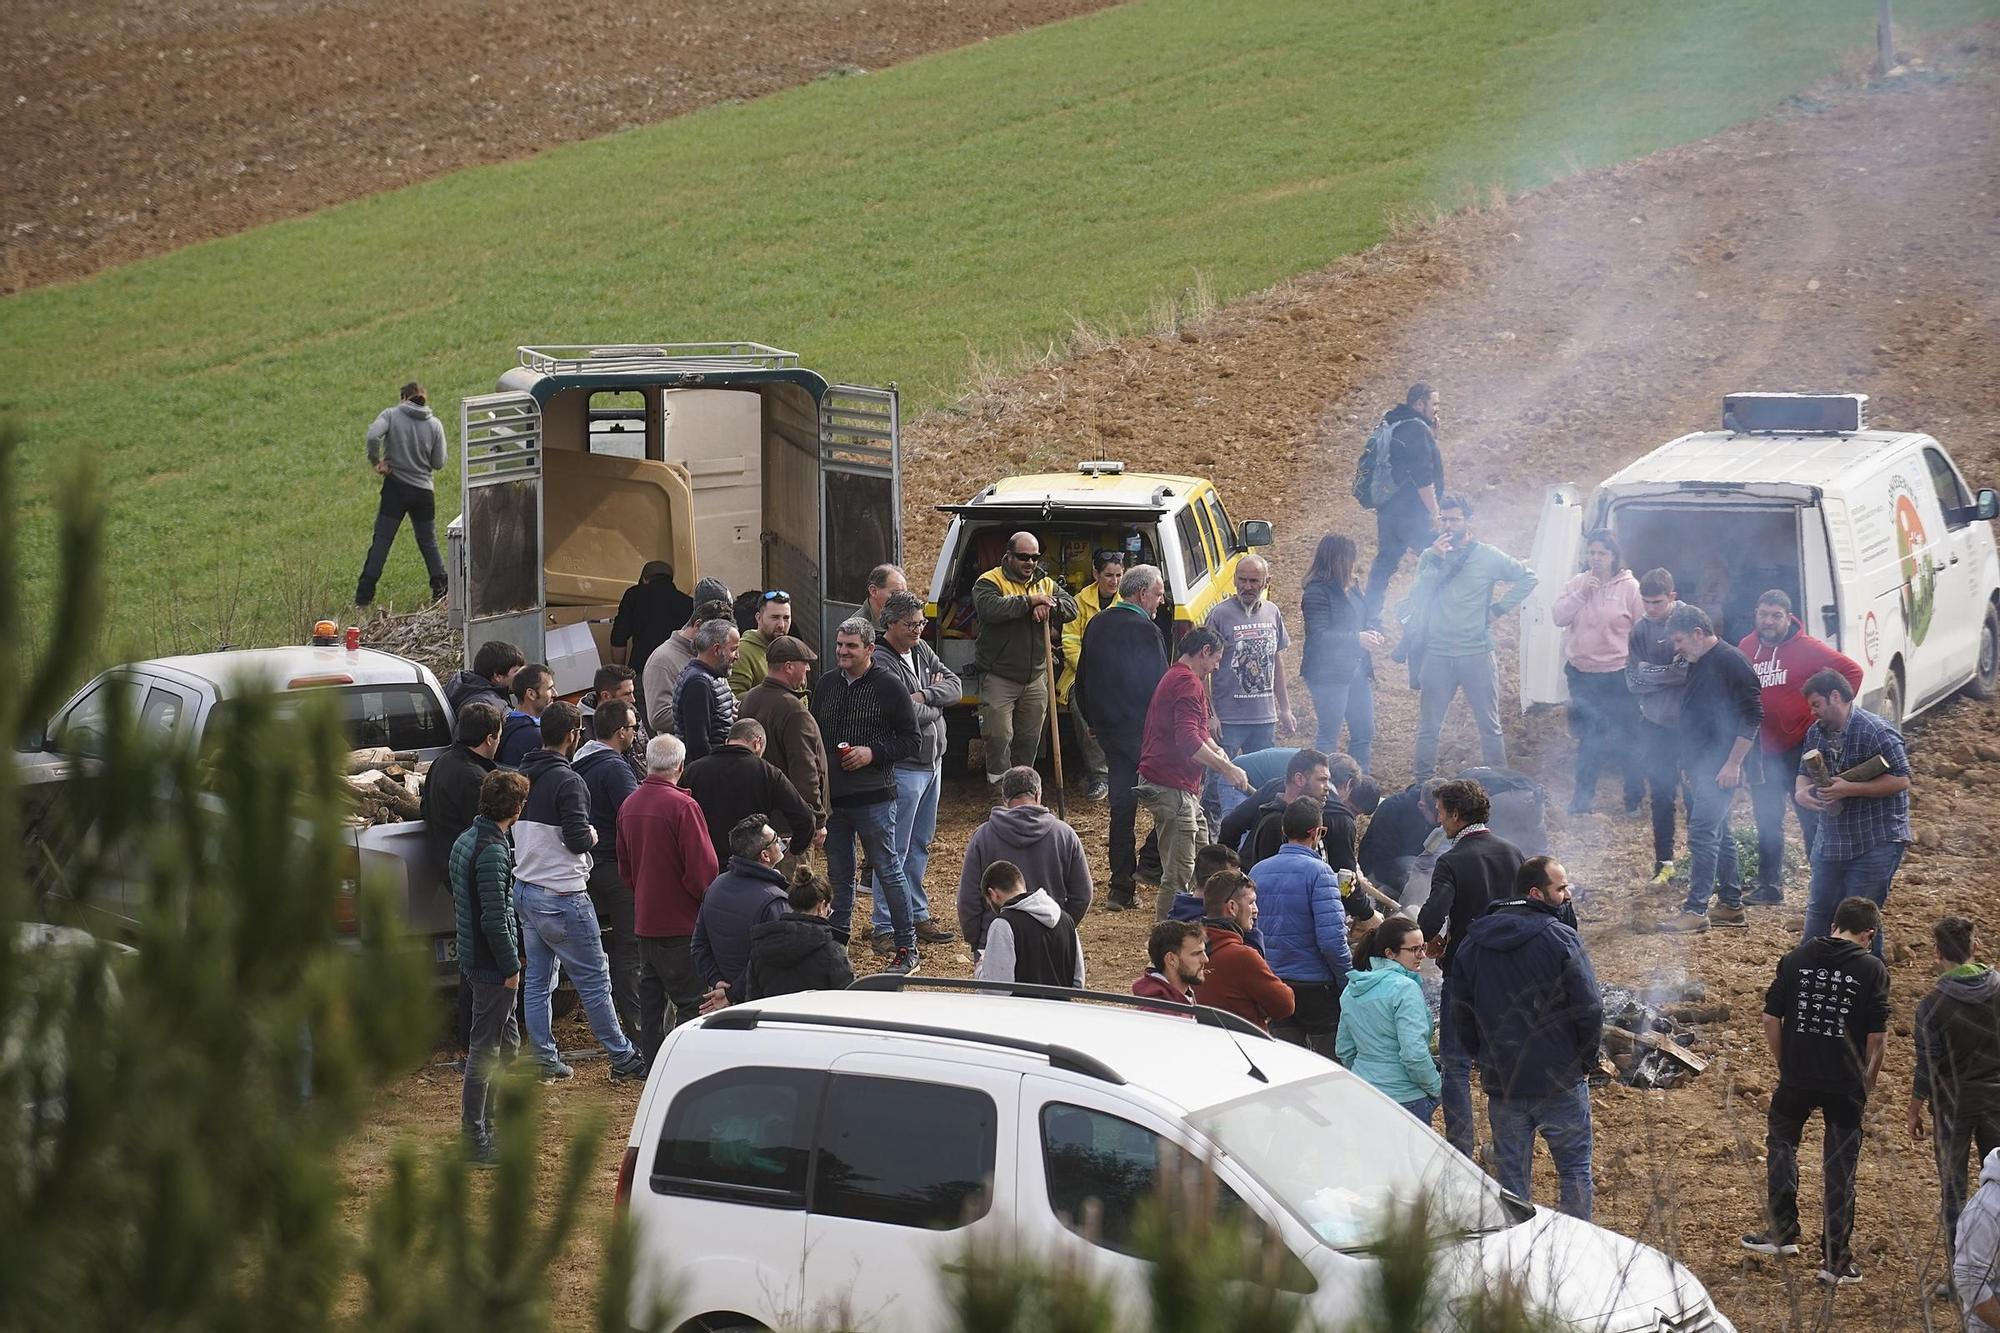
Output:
[1175, 508, 1210, 587]
[811, 1075, 995, 1230]
[1925, 447, 1974, 528]
[1040, 1103, 1316, 1291]
[652, 1067, 825, 1207]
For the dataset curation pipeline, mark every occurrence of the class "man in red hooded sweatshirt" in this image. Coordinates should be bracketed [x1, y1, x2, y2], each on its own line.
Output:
[1738, 589, 1862, 907]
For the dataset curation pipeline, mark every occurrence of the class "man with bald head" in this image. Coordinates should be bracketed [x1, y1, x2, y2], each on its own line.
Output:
[971, 532, 1079, 789]
[1205, 554, 1297, 814]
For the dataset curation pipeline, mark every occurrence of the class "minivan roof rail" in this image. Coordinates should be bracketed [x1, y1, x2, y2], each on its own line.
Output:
[701, 1005, 1126, 1084]
[849, 974, 1276, 1040]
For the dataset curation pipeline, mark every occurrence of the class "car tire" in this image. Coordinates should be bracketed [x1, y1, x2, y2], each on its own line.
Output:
[1967, 603, 2000, 701]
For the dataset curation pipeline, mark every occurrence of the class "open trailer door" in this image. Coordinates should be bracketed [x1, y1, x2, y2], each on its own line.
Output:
[818, 385, 902, 649]
[460, 390, 547, 667]
[1519, 484, 1586, 711]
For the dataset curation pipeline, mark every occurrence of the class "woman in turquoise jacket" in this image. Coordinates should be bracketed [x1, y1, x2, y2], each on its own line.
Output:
[1335, 917, 1443, 1124]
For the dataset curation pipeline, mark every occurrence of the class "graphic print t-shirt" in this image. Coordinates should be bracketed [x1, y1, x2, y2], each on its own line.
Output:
[1764, 935, 1890, 1096]
[1207, 597, 1290, 726]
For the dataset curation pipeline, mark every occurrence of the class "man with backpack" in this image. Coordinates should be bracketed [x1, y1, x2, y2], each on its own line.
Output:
[1359, 383, 1446, 625]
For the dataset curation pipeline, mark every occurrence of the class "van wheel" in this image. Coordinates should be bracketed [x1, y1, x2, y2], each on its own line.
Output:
[1969, 604, 2000, 701]
[1882, 663, 1905, 725]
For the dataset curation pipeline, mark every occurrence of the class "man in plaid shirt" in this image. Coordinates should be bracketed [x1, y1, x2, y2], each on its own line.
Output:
[1794, 668, 1911, 960]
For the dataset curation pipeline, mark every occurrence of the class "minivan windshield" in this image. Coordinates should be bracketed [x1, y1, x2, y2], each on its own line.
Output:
[1190, 1072, 1514, 1252]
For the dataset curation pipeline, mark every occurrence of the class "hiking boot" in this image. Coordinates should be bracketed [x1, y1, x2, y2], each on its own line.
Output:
[465, 1130, 499, 1168]
[609, 1053, 650, 1083]
[1708, 905, 1749, 929]
[536, 1059, 574, 1082]
[1740, 1231, 1800, 1257]
[883, 947, 921, 977]
[1745, 886, 1786, 907]
[915, 920, 957, 945]
[870, 931, 896, 956]
[1648, 862, 1675, 886]
[1085, 779, 1110, 802]
[1103, 886, 1140, 912]
[1660, 910, 1710, 934]
[1817, 1258, 1863, 1286]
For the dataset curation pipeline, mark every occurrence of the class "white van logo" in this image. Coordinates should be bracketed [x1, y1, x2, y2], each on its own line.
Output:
[1889, 477, 1935, 646]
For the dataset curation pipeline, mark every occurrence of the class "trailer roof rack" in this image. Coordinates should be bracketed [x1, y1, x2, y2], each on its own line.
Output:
[1722, 392, 1867, 435]
[517, 343, 801, 376]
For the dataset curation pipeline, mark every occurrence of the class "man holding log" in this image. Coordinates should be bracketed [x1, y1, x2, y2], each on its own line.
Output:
[1795, 668, 1912, 961]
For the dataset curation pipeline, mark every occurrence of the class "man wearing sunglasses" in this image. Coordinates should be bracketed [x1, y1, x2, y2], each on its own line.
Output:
[730, 589, 795, 699]
[971, 532, 1079, 789]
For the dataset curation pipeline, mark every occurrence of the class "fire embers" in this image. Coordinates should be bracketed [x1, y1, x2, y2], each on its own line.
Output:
[1598, 982, 1722, 1089]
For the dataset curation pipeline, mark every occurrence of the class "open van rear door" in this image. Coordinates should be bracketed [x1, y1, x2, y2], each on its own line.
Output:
[1520, 485, 1586, 710]
[817, 385, 901, 649]
[460, 390, 546, 666]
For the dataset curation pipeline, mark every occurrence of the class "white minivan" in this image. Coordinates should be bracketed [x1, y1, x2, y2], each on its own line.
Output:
[1522, 393, 2000, 722]
[617, 981, 1732, 1332]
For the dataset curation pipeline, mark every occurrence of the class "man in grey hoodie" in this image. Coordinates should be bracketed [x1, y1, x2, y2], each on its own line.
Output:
[1956, 1147, 2000, 1331]
[1913, 915, 2000, 1274]
[356, 380, 450, 606]
[955, 766, 1093, 954]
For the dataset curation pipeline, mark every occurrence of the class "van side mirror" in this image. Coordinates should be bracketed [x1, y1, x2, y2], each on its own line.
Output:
[1240, 519, 1274, 548]
[1977, 488, 1999, 523]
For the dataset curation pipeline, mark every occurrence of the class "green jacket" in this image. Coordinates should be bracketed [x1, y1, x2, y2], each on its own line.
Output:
[450, 816, 520, 982]
[971, 566, 1079, 686]
[731, 628, 773, 699]
[1403, 541, 1536, 657]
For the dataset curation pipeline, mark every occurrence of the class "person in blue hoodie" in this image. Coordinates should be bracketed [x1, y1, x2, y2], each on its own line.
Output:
[1250, 797, 1351, 1057]
[1337, 917, 1442, 1123]
[1451, 856, 1603, 1219]
[497, 663, 555, 769]
[513, 702, 646, 1083]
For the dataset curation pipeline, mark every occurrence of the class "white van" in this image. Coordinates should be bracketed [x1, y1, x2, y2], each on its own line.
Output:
[1522, 393, 2000, 723]
[616, 981, 1732, 1332]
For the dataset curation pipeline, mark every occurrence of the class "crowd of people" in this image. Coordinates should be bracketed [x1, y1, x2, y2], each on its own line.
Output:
[412, 381, 1997, 1320]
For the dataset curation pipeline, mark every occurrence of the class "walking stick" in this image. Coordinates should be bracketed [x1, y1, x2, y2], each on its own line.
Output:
[1041, 609, 1068, 820]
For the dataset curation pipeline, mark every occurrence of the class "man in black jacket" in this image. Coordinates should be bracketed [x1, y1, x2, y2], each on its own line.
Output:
[422, 700, 504, 879]
[1743, 896, 1889, 1286]
[1912, 915, 2000, 1264]
[971, 860, 1085, 988]
[574, 699, 643, 1043]
[680, 718, 816, 869]
[1453, 857, 1602, 1219]
[443, 640, 524, 718]
[1216, 747, 1331, 865]
[1660, 605, 1761, 934]
[812, 617, 922, 973]
[1075, 563, 1170, 911]
[1361, 383, 1445, 624]
[674, 618, 741, 764]
[744, 869, 855, 1000]
[692, 815, 794, 1008]
[1358, 778, 1444, 902]
[1417, 778, 1525, 1158]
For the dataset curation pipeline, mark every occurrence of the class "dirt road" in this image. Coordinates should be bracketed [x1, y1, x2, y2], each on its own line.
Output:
[0, 0, 1117, 294]
[346, 30, 2000, 1333]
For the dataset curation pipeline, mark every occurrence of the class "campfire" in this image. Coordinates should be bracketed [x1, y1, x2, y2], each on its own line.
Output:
[1597, 982, 1718, 1089]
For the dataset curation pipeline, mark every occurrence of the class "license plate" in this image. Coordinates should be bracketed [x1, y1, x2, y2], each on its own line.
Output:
[434, 936, 457, 964]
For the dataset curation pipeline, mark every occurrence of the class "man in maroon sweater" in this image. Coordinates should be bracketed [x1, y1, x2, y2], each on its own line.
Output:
[1138, 626, 1253, 919]
[1738, 590, 1863, 907]
[615, 733, 720, 1061]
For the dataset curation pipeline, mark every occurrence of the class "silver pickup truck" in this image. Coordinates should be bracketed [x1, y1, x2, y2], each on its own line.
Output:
[14, 643, 459, 982]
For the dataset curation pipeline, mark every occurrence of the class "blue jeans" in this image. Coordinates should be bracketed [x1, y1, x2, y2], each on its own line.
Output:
[1400, 1094, 1440, 1126]
[1212, 720, 1276, 819]
[1802, 842, 1904, 960]
[872, 762, 942, 934]
[1437, 972, 1475, 1157]
[1305, 674, 1375, 771]
[828, 798, 914, 951]
[1680, 764, 1743, 913]
[1488, 1082, 1594, 1220]
[516, 881, 637, 1067]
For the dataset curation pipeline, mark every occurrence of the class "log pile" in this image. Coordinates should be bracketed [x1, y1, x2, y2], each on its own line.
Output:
[344, 748, 429, 826]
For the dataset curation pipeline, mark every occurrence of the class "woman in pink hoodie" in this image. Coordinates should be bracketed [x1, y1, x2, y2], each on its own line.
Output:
[1552, 529, 1645, 814]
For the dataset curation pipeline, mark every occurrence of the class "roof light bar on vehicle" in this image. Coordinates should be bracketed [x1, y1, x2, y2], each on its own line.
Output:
[1722, 392, 1867, 435]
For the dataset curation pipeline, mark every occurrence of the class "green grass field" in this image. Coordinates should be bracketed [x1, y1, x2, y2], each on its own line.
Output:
[3, 0, 1993, 659]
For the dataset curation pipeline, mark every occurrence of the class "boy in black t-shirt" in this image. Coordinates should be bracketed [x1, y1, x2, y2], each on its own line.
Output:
[1744, 896, 1891, 1285]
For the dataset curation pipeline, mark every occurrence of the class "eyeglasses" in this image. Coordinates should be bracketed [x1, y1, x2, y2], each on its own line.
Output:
[761, 590, 791, 603]
[1394, 942, 1426, 956]
[898, 616, 927, 631]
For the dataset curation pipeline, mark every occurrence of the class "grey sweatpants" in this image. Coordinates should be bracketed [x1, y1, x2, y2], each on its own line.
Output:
[1414, 650, 1505, 780]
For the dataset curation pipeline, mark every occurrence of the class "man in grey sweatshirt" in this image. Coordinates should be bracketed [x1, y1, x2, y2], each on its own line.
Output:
[356, 380, 450, 606]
